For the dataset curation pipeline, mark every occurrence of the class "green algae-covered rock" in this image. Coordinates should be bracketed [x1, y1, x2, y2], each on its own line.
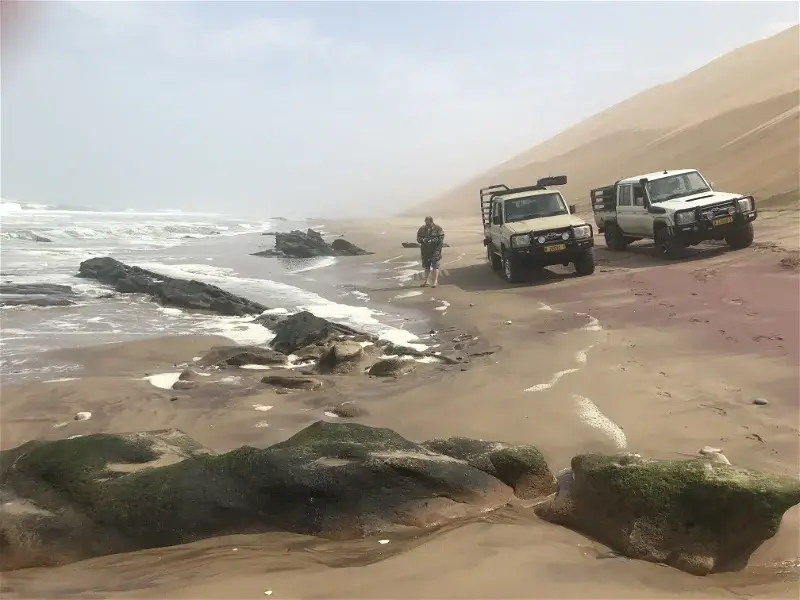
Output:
[534, 453, 800, 575]
[422, 436, 556, 499]
[0, 422, 518, 571]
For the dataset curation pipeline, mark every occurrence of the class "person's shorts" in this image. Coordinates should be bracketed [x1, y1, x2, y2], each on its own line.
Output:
[422, 256, 441, 270]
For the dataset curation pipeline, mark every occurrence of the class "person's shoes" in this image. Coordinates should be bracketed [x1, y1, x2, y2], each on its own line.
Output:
[431, 283, 438, 288]
[420, 282, 429, 287]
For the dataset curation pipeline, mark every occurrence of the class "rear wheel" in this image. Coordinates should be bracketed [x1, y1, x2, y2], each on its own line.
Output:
[487, 244, 502, 270]
[725, 223, 754, 250]
[502, 250, 521, 283]
[574, 248, 596, 276]
[604, 223, 629, 251]
[654, 227, 684, 259]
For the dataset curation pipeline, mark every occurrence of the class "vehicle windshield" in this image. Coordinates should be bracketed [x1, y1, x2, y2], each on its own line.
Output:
[504, 193, 567, 222]
[647, 171, 711, 203]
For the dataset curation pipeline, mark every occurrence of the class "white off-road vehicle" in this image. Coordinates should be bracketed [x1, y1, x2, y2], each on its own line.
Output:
[591, 169, 757, 259]
[482, 176, 596, 283]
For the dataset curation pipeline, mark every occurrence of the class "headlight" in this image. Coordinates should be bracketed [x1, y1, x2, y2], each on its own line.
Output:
[675, 211, 696, 226]
[511, 235, 530, 248]
[537, 236, 546, 244]
[736, 197, 753, 212]
[572, 225, 591, 239]
[561, 231, 570, 241]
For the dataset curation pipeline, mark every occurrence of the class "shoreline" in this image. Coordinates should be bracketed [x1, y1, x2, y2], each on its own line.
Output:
[1, 214, 799, 598]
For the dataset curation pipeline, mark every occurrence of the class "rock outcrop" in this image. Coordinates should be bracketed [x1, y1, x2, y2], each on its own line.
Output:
[269, 311, 371, 354]
[534, 453, 800, 575]
[252, 229, 371, 259]
[261, 374, 324, 390]
[193, 345, 287, 368]
[368, 357, 417, 378]
[0, 422, 552, 570]
[0, 283, 78, 307]
[77, 257, 266, 317]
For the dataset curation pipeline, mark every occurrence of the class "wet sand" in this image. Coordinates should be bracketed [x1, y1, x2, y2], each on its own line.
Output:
[1, 211, 799, 598]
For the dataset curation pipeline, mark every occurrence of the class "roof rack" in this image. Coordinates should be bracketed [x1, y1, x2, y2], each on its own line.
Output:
[480, 176, 568, 227]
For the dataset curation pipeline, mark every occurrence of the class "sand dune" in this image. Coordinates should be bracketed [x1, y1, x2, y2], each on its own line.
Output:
[413, 26, 800, 216]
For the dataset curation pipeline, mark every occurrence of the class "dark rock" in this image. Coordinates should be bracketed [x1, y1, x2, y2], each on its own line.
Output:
[77, 257, 266, 317]
[326, 401, 368, 418]
[533, 453, 800, 575]
[0, 284, 74, 296]
[422, 437, 556, 500]
[0, 422, 542, 569]
[402, 242, 420, 248]
[252, 230, 372, 260]
[269, 311, 371, 355]
[178, 368, 202, 381]
[752, 398, 769, 406]
[317, 341, 376, 375]
[261, 375, 324, 391]
[0, 283, 78, 307]
[172, 381, 198, 391]
[368, 357, 416, 378]
[0, 297, 76, 307]
[293, 344, 327, 361]
[194, 346, 287, 368]
[330, 238, 371, 256]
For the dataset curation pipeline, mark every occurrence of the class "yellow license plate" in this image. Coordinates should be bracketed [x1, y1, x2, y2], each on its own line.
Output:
[544, 243, 566, 253]
[712, 216, 734, 226]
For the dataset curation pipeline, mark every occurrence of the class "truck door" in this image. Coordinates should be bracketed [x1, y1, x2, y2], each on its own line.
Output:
[616, 184, 636, 234]
[629, 183, 651, 235]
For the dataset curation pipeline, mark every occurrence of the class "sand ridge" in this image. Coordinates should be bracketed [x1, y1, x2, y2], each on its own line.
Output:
[411, 26, 800, 216]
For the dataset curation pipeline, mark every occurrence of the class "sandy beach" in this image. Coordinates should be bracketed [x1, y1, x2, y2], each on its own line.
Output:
[2, 208, 798, 599]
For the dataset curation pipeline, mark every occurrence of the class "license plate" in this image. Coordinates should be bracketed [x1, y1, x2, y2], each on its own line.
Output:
[712, 216, 734, 226]
[544, 243, 566, 253]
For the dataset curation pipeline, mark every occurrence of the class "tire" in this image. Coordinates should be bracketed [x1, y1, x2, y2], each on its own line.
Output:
[654, 227, 684, 260]
[725, 222, 755, 250]
[487, 244, 502, 270]
[574, 248, 596, 276]
[604, 223, 628, 251]
[502, 250, 521, 283]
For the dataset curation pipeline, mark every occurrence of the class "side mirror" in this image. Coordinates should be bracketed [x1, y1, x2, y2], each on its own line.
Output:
[492, 215, 502, 225]
[709, 181, 716, 189]
[568, 204, 577, 214]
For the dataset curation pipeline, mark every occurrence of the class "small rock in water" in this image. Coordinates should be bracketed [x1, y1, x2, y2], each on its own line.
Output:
[378, 539, 390, 545]
[74, 411, 92, 421]
[469, 303, 475, 307]
[505, 320, 512, 325]
[752, 398, 769, 406]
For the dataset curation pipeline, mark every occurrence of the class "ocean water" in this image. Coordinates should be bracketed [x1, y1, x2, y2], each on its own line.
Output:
[0, 201, 426, 382]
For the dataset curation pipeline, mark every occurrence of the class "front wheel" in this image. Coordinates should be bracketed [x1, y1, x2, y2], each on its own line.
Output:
[574, 248, 596, 276]
[502, 251, 521, 283]
[487, 244, 502, 270]
[654, 227, 684, 260]
[725, 222, 754, 250]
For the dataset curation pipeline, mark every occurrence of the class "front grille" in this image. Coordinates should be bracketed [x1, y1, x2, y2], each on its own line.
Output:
[529, 227, 571, 244]
[699, 201, 736, 221]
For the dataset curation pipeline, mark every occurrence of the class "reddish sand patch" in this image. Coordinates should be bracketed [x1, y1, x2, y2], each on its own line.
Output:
[536, 254, 799, 365]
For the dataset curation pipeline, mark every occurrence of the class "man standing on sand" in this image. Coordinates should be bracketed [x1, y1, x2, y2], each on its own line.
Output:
[416, 216, 445, 288]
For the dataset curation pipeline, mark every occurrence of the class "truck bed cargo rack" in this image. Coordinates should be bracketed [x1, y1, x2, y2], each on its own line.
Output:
[480, 176, 568, 228]
[590, 185, 617, 212]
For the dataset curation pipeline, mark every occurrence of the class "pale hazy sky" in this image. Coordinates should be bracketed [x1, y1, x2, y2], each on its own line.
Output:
[2, 1, 797, 218]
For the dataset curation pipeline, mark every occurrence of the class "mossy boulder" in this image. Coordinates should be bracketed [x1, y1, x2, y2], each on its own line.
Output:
[534, 453, 800, 575]
[0, 422, 550, 570]
[368, 357, 417, 378]
[422, 437, 556, 499]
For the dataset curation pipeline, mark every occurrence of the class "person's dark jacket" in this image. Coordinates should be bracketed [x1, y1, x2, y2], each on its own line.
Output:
[416, 224, 445, 261]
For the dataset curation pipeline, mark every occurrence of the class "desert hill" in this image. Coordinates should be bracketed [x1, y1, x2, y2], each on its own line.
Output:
[411, 25, 799, 217]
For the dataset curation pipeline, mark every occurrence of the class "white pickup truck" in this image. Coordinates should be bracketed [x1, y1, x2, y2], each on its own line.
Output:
[482, 176, 596, 283]
[591, 169, 757, 258]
